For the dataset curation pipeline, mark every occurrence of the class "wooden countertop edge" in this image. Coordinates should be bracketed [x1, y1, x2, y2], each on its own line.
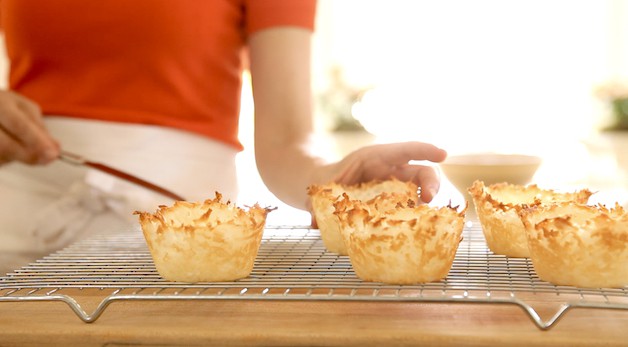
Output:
[1, 298, 627, 346]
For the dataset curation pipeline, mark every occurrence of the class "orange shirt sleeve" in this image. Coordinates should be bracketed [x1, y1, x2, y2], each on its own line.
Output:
[1, 0, 317, 150]
[245, 0, 317, 36]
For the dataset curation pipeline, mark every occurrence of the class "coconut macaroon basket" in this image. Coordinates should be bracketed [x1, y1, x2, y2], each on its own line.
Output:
[519, 202, 628, 289]
[333, 194, 466, 285]
[135, 193, 273, 283]
[307, 179, 420, 255]
[468, 180, 593, 258]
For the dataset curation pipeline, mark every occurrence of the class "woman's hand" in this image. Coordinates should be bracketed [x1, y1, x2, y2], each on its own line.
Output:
[318, 141, 448, 203]
[0, 90, 59, 165]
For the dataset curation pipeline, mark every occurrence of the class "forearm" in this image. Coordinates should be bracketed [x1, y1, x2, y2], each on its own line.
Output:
[249, 27, 325, 210]
[255, 137, 328, 210]
[252, 68, 328, 209]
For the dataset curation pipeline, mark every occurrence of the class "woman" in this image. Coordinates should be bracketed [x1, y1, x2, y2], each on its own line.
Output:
[0, 0, 446, 268]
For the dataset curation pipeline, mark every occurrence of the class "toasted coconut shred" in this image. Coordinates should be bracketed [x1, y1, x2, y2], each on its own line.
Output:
[135, 193, 273, 283]
[468, 180, 593, 258]
[333, 194, 465, 285]
[519, 202, 628, 288]
[307, 179, 420, 255]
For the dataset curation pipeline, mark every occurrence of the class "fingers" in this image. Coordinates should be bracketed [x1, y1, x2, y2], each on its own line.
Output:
[15, 93, 46, 129]
[365, 141, 448, 165]
[381, 164, 441, 203]
[415, 166, 441, 203]
[0, 91, 59, 165]
[333, 158, 363, 184]
[325, 141, 447, 202]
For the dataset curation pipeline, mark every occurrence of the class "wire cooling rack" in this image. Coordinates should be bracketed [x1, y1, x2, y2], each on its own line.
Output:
[1, 224, 626, 329]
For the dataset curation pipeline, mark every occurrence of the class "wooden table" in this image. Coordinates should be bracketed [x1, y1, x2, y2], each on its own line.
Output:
[0, 294, 627, 346]
[1, 226, 626, 347]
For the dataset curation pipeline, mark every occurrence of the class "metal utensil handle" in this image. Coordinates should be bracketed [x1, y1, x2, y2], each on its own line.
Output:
[59, 151, 186, 201]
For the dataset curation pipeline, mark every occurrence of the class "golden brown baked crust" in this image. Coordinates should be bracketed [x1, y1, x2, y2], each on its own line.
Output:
[333, 195, 465, 284]
[307, 179, 419, 255]
[519, 202, 627, 288]
[135, 193, 272, 282]
[468, 180, 592, 257]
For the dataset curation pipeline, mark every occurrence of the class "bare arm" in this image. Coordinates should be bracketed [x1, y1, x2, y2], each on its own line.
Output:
[249, 27, 320, 209]
[249, 28, 447, 211]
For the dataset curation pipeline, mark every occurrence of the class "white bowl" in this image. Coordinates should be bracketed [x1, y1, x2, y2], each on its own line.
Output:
[439, 153, 542, 216]
[603, 131, 628, 173]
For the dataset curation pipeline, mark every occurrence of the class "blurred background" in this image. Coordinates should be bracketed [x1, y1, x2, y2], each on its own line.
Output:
[237, 0, 628, 224]
[2, 0, 627, 225]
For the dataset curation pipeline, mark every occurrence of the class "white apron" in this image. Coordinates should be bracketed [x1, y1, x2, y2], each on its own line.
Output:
[0, 117, 239, 266]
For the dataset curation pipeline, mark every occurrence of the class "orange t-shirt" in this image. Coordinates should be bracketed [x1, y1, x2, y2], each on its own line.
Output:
[0, 0, 317, 150]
